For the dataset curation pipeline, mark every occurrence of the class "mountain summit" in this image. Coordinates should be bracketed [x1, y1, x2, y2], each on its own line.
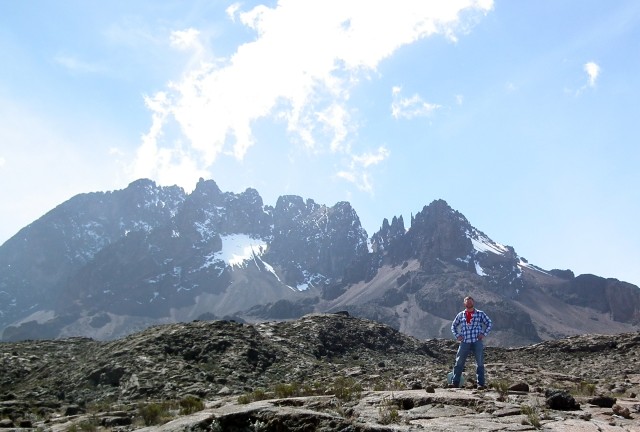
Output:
[1, 179, 638, 344]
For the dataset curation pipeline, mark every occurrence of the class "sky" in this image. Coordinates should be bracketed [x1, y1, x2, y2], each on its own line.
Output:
[1, 0, 639, 287]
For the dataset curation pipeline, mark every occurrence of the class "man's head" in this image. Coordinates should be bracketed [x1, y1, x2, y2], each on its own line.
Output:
[463, 296, 475, 310]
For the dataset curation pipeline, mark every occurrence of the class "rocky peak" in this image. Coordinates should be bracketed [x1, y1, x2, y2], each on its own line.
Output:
[175, 180, 271, 242]
[0, 180, 186, 332]
[403, 199, 472, 267]
[219, 188, 271, 237]
[119, 179, 186, 220]
[371, 215, 405, 253]
[1, 179, 638, 347]
[267, 196, 368, 286]
[192, 177, 223, 197]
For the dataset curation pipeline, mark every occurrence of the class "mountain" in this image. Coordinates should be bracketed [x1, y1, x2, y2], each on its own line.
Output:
[0, 178, 638, 344]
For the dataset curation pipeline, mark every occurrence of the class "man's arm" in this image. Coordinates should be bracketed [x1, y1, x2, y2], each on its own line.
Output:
[451, 312, 462, 339]
[481, 312, 492, 336]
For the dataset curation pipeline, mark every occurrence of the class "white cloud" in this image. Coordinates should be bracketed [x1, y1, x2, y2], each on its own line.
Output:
[353, 146, 390, 168]
[133, 0, 493, 191]
[318, 103, 352, 153]
[584, 61, 600, 87]
[55, 55, 104, 74]
[336, 146, 390, 192]
[226, 3, 241, 21]
[391, 86, 441, 119]
[170, 28, 202, 51]
[129, 92, 209, 189]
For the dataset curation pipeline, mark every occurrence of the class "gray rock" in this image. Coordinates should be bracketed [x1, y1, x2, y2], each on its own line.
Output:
[63, 405, 82, 416]
[545, 389, 580, 410]
[101, 415, 133, 427]
[613, 403, 632, 419]
[509, 382, 529, 392]
[587, 395, 616, 408]
[0, 314, 638, 431]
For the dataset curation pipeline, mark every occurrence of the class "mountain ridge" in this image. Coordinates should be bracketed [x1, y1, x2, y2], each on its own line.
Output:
[0, 178, 638, 344]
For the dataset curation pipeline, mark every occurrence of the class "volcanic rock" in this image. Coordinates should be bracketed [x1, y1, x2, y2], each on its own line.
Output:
[0, 314, 639, 430]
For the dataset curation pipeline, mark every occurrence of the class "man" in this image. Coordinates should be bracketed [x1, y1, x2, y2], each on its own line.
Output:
[450, 296, 492, 389]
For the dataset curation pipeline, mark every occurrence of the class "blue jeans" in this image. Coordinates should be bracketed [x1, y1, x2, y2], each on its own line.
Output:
[452, 341, 485, 387]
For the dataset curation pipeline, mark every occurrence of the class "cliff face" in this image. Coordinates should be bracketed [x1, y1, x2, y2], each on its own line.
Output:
[0, 179, 369, 341]
[307, 200, 639, 346]
[550, 274, 640, 323]
[0, 179, 185, 330]
[1, 180, 638, 346]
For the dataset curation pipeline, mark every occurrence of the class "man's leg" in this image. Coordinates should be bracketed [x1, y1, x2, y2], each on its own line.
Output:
[472, 341, 485, 387]
[452, 342, 470, 387]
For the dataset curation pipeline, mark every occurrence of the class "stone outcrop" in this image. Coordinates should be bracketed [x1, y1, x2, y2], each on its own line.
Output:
[0, 314, 639, 431]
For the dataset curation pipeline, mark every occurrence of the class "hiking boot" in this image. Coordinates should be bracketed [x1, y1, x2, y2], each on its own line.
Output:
[476, 385, 487, 390]
[447, 383, 459, 388]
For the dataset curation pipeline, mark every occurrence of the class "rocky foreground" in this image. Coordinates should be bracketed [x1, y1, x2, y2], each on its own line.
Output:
[1, 312, 639, 431]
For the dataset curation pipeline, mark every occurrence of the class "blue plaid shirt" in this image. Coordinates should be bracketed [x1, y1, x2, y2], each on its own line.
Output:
[451, 309, 492, 343]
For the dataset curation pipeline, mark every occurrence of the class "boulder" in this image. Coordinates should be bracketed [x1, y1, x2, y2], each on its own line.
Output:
[545, 389, 580, 410]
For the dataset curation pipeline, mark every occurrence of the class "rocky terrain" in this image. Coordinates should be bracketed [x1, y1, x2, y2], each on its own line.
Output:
[1, 313, 639, 431]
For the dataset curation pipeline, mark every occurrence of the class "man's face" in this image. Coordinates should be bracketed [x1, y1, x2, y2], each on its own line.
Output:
[464, 297, 474, 309]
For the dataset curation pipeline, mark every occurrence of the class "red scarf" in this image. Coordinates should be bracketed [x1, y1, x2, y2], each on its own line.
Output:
[465, 309, 474, 324]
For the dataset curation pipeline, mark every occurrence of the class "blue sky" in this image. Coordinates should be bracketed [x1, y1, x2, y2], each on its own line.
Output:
[1, 0, 639, 287]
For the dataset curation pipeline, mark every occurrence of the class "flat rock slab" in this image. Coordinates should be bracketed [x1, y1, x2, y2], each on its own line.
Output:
[541, 418, 637, 431]
[133, 389, 640, 432]
[493, 407, 525, 417]
[410, 415, 537, 431]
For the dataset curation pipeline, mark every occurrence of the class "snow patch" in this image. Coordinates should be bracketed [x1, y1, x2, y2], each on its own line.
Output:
[222, 235, 267, 267]
[259, 259, 298, 291]
[467, 229, 510, 256]
[475, 261, 486, 276]
[196, 234, 324, 292]
[517, 259, 551, 275]
[207, 234, 268, 268]
[366, 238, 373, 253]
